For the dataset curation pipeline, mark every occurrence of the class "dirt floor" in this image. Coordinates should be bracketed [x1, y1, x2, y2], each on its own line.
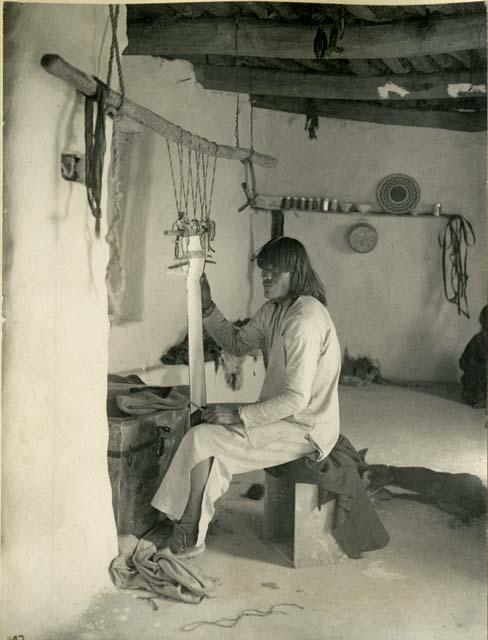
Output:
[52, 384, 486, 640]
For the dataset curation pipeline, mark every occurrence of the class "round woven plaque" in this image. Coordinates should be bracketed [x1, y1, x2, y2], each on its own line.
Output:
[376, 174, 420, 214]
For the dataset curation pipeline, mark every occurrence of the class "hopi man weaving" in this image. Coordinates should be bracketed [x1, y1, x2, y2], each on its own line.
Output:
[152, 237, 389, 558]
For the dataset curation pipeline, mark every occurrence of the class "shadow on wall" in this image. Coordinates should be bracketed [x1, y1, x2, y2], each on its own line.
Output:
[331, 223, 356, 255]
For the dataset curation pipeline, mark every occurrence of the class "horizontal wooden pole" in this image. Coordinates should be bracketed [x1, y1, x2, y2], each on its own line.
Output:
[40, 54, 277, 168]
[195, 65, 486, 102]
[125, 14, 486, 60]
[253, 96, 486, 133]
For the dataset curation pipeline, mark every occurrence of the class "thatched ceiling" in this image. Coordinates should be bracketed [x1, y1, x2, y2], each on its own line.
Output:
[125, 3, 487, 132]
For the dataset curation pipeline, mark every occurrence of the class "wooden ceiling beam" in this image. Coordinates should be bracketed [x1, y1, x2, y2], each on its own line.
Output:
[253, 95, 486, 133]
[449, 51, 473, 68]
[125, 14, 486, 60]
[381, 58, 411, 74]
[194, 65, 486, 101]
[247, 2, 270, 20]
[348, 60, 376, 76]
[407, 56, 439, 74]
[430, 53, 460, 70]
[346, 6, 387, 23]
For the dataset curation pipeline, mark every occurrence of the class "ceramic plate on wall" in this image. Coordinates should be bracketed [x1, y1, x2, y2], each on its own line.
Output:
[376, 174, 421, 214]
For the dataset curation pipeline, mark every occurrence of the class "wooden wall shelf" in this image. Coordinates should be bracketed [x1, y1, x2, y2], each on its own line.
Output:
[250, 194, 456, 218]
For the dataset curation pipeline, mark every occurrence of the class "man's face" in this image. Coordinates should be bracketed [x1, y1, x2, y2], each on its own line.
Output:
[260, 266, 291, 301]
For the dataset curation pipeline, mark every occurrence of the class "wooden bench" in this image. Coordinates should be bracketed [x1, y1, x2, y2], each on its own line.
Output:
[263, 472, 346, 568]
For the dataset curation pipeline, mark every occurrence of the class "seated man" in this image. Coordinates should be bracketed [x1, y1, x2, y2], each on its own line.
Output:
[459, 304, 487, 408]
[151, 236, 342, 556]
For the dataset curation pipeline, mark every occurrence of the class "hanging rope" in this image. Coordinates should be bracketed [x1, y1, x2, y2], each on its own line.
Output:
[83, 4, 125, 239]
[107, 4, 125, 111]
[105, 119, 126, 311]
[438, 215, 476, 318]
[84, 79, 106, 237]
[249, 59, 255, 152]
[104, 4, 128, 310]
[234, 15, 241, 148]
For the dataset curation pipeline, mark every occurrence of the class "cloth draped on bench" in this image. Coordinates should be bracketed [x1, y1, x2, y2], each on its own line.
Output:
[266, 434, 390, 559]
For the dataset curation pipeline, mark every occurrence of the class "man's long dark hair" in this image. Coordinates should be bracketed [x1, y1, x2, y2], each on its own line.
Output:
[255, 236, 327, 306]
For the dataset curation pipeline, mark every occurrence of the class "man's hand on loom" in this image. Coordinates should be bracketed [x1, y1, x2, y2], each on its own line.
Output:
[202, 405, 244, 432]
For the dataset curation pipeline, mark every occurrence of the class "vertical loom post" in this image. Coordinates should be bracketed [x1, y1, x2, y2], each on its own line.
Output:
[185, 234, 207, 408]
[271, 209, 284, 239]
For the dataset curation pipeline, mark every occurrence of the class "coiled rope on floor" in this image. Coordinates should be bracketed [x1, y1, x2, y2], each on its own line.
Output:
[180, 602, 305, 632]
[438, 215, 476, 318]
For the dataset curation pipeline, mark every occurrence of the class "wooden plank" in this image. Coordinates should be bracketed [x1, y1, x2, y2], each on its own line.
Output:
[253, 96, 486, 132]
[124, 14, 486, 60]
[40, 54, 277, 168]
[194, 65, 486, 101]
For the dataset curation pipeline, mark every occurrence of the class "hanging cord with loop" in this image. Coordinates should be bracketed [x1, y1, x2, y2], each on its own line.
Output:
[106, 4, 125, 110]
[438, 214, 476, 318]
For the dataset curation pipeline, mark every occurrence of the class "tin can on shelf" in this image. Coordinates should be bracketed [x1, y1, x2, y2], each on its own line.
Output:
[282, 196, 292, 209]
[306, 197, 314, 210]
[321, 197, 329, 212]
[299, 197, 306, 210]
[313, 197, 322, 211]
[291, 197, 299, 209]
[433, 203, 442, 216]
[330, 198, 338, 213]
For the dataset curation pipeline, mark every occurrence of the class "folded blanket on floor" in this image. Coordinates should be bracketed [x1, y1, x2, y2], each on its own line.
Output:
[109, 535, 216, 604]
[116, 390, 188, 415]
[266, 434, 390, 559]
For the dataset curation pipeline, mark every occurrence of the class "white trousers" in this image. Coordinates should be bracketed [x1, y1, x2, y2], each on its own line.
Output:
[151, 422, 316, 547]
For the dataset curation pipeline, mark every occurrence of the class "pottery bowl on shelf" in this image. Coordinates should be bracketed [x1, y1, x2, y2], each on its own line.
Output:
[355, 203, 372, 214]
[339, 201, 353, 213]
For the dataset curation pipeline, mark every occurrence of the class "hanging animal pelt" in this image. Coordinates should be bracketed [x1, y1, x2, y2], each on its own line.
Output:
[160, 319, 257, 391]
[305, 99, 319, 140]
[313, 7, 346, 61]
[340, 348, 386, 386]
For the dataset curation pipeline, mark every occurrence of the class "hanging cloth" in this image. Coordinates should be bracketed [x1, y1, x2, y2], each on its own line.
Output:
[84, 79, 107, 237]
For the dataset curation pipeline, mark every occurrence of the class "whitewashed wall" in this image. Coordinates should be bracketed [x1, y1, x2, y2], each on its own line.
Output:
[108, 56, 269, 373]
[256, 112, 487, 381]
[3, 4, 120, 637]
[108, 57, 486, 382]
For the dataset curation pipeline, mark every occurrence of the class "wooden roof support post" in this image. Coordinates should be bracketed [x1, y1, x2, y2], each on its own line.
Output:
[271, 210, 284, 239]
[40, 54, 278, 169]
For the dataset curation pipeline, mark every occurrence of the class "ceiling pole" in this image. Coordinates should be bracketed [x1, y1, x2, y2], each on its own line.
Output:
[41, 53, 278, 168]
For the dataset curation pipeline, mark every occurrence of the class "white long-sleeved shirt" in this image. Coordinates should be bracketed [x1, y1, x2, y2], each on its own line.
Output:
[203, 296, 341, 460]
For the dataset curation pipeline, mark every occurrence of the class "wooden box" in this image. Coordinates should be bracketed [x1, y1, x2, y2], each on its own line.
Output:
[107, 387, 189, 537]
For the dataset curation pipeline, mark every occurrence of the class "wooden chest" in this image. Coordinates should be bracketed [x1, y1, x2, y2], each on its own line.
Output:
[107, 387, 189, 537]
